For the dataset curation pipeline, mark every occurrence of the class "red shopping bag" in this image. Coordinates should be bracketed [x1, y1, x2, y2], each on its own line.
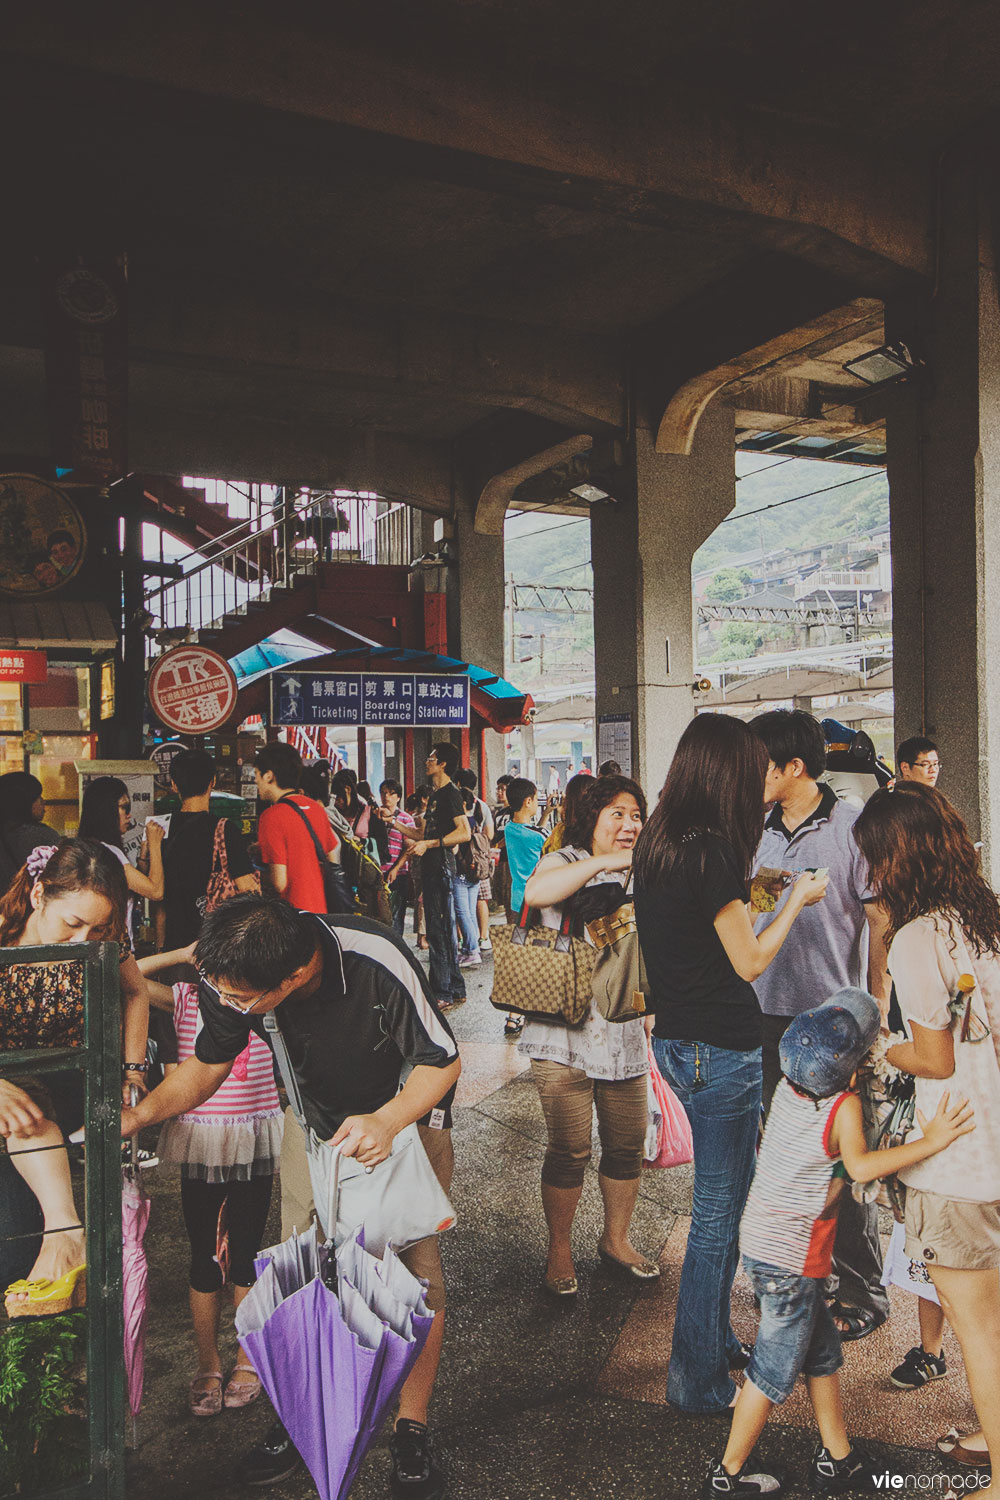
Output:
[645, 1043, 693, 1169]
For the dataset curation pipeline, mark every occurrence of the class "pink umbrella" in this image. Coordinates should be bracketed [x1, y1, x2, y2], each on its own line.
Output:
[122, 1135, 151, 1446]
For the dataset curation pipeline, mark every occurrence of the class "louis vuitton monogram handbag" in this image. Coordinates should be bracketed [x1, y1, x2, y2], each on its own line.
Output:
[489, 905, 596, 1027]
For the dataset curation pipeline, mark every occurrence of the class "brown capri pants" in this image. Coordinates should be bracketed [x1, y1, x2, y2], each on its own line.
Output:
[530, 1059, 647, 1189]
[280, 1108, 454, 1311]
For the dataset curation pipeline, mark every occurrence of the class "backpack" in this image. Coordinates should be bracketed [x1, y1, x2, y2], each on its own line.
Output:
[457, 808, 492, 883]
[338, 832, 394, 926]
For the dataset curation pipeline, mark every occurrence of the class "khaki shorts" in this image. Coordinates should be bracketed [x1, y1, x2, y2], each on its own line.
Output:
[904, 1187, 1000, 1271]
[280, 1109, 453, 1310]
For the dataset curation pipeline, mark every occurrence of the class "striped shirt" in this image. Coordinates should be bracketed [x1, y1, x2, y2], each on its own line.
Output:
[172, 982, 280, 1123]
[740, 1077, 851, 1277]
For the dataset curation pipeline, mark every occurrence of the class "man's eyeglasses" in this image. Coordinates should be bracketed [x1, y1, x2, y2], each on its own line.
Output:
[912, 760, 941, 770]
[199, 970, 269, 1013]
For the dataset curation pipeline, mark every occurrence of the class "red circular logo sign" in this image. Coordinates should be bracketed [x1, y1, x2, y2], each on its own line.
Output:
[148, 647, 238, 734]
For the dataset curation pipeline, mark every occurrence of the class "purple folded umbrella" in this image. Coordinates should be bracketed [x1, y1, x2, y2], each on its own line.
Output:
[237, 1228, 432, 1500]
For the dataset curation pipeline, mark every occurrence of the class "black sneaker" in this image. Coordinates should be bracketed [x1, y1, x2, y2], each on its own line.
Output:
[239, 1421, 302, 1486]
[889, 1344, 947, 1389]
[729, 1341, 754, 1370]
[809, 1444, 876, 1494]
[703, 1459, 783, 1496]
[390, 1419, 445, 1500]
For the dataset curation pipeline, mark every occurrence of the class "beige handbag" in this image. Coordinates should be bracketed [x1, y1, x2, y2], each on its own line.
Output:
[587, 896, 650, 1023]
[489, 905, 596, 1027]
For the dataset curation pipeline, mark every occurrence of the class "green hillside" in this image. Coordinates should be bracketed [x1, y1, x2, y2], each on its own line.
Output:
[502, 455, 889, 586]
[501, 455, 890, 687]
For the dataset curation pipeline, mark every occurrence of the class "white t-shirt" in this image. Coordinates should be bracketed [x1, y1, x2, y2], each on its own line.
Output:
[889, 913, 1000, 1201]
[518, 847, 648, 1082]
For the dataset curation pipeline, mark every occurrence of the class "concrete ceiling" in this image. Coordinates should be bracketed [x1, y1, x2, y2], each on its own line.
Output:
[2, 5, 996, 500]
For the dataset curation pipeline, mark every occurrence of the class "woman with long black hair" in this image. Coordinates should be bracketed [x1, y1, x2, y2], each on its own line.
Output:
[633, 714, 827, 1415]
[77, 775, 164, 917]
[0, 772, 59, 893]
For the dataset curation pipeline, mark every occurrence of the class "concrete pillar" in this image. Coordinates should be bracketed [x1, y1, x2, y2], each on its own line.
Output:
[591, 404, 735, 798]
[886, 144, 1000, 863]
[448, 477, 508, 779]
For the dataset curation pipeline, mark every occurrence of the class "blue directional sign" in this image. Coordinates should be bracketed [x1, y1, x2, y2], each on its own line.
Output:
[363, 673, 416, 725]
[414, 673, 470, 726]
[271, 672, 470, 728]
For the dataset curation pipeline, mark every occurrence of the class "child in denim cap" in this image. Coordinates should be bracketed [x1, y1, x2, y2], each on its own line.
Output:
[705, 987, 974, 1497]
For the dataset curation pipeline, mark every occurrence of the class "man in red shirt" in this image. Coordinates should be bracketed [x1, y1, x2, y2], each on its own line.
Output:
[255, 743, 339, 913]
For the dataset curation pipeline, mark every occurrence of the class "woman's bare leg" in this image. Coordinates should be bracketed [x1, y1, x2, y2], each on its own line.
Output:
[930, 1264, 1000, 1488]
[541, 1181, 582, 1280]
[6, 1117, 85, 1297]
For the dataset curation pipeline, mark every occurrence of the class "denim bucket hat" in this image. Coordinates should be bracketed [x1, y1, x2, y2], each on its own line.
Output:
[779, 987, 881, 1098]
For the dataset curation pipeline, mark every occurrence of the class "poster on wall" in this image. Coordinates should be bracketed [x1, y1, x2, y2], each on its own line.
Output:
[76, 759, 156, 865]
[0, 475, 87, 597]
[597, 713, 632, 778]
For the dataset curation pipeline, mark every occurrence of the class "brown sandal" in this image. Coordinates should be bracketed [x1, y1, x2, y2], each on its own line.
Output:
[936, 1428, 990, 1468]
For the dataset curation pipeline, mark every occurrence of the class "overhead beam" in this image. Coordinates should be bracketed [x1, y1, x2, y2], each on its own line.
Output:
[475, 436, 593, 535]
[4, 11, 930, 274]
[655, 298, 883, 454]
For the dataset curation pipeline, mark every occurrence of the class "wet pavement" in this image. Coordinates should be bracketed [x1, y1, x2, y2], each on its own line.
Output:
[123, 939, 976, 1500]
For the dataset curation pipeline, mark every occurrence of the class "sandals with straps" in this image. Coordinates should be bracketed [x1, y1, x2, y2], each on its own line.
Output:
[223, 1363, 262, 1409]
[189, 1371, 223, 1418]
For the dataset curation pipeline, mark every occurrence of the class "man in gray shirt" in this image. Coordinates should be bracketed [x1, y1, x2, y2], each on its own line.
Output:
[751, 710, 891, 1342]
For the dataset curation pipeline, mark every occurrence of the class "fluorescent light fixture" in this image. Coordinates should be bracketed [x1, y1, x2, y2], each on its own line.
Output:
[842, 341, 919, 386]
[570, 484, 609, 503]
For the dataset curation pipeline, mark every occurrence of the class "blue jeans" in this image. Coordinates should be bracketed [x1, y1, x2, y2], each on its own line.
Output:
[422, 858, 466, 1001]
[652, 1037, 762, 1414]
[742, 1257, 842, 1404]
[453, 875, 480, 954]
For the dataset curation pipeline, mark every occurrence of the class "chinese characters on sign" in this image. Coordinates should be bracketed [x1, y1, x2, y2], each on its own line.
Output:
[0, 650, 47, 684]
[273, 672, 470, 728]
[148, 646, 239, 734]
[44, 258, 128, 482]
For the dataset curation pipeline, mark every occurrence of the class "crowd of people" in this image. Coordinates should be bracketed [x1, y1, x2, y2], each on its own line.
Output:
[3, 715, 1000, 1500]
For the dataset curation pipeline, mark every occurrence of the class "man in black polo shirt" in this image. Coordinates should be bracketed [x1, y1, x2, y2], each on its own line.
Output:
[122, 894, 460, 1500]
[406, 743, 471, 1011]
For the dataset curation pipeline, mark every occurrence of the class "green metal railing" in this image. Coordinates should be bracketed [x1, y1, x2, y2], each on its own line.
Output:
[1, 943, 124, 1500]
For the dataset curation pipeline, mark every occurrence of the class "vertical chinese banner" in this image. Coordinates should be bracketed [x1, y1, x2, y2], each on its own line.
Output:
[43, 255, 128, 482]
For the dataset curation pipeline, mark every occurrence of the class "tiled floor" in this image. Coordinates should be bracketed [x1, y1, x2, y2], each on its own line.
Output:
[103, 940, 982, 1499]
[597, 1216, 977, 1453]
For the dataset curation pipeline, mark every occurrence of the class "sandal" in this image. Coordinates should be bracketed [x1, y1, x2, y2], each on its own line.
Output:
[223, 1363, 262, 1409]
[189, 1371, 223, 1418]
[5, 1263, 87, 1319]
[828, 1301, 887, 1342]
[504, 1015, 524, 1038]
[935, 1429, 990, 1468]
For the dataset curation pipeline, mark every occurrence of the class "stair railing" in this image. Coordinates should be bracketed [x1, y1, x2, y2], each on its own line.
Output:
[142, 490, 388, 651]
[143, 490, 328, 644]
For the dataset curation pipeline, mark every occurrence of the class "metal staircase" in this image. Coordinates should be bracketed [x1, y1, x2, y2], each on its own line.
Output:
[142, 490, 419, 666]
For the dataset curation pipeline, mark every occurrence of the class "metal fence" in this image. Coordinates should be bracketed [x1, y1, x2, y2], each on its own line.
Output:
[0, 943, 124, 1500]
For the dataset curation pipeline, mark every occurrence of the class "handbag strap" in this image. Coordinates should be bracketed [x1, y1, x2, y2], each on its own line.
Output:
[277, 794, 329, 871]
[262, 1007, 309, 1130]
[213, 817, 229, 875]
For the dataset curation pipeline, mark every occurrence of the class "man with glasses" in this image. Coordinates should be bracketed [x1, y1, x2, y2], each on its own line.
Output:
[121, 893, 460, 1500]
[896, 735, 941, 788]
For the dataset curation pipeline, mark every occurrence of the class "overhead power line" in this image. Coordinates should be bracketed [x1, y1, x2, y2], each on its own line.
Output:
[719, 469, 884, 526]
